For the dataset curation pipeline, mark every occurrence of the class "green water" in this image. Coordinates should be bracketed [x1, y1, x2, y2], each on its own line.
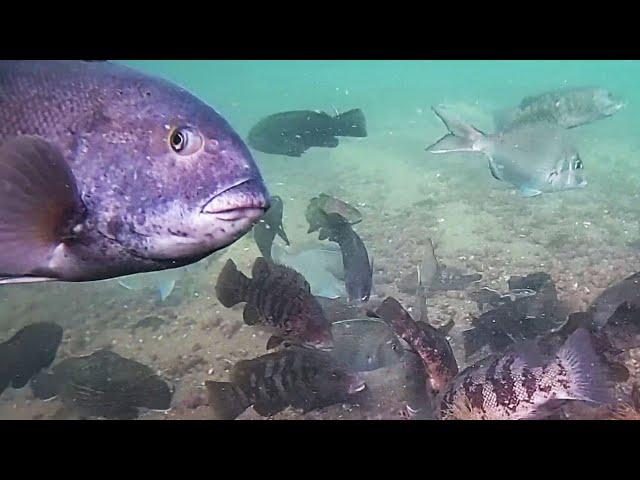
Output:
[2, 60, 640, 420]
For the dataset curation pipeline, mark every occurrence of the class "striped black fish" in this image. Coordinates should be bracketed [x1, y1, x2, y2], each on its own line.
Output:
[206, 347, 364, 419]
[374, 297, 458, 394]
[215, 257, 333, 350]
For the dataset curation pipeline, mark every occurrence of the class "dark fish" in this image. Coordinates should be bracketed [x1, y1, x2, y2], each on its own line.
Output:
[247, 109, 367, 157]
[329, 318, 404, 373]
[252, 195, 289, 261]
[440, 329, 611, 420]
[306, 198, 372, 304]
[321, 220, 372, 304]
[205, 347, 364, 419]
[306, 193, 362, 234]
[0, 322, 63, 395]
[590, 271, 640, 327]
[471, 286, 538, 312]
[374, 297, 458, 393]
[30, 350, 172, 419]
[463, 272, 559, 360]
[0, 60, 269, 285]
[215, 258, 333, 350]
[494, 87, 624, 131]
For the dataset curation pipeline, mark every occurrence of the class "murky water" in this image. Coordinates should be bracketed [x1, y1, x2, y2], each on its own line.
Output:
[1, 60, 640, 420]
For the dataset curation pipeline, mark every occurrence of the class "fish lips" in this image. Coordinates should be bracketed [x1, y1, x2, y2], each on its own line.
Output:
[201, 178, 270, 221]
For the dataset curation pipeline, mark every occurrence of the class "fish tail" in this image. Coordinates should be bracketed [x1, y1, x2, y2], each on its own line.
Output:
[333, 109, 367, 137]
[215, 259, 251, 307]
[205, 381, 252, 420]
[426, 105, 485, 154]
[557, 328, 611, 404]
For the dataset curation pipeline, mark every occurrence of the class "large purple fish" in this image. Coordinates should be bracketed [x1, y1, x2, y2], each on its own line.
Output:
[0, 60, 269, 284]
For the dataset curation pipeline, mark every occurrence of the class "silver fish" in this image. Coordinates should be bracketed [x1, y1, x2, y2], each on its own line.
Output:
[330, 318, 404, 372]
[427, 105, 587, 197]
[117, 267, 186, 301]
[272, 243, 345, 299]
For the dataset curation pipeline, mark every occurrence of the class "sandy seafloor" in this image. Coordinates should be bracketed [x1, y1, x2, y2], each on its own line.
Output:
[2, 62, 640, 420]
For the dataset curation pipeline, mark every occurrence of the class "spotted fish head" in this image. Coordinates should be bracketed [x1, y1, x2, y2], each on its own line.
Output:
[79, 64, 270, 266]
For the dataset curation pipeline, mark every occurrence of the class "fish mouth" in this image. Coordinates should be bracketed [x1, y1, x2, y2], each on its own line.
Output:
[201, 178, 270, 220]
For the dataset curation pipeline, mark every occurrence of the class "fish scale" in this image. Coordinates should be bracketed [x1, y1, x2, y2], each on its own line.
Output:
[218, 348, 359, 418]
[0, 61, 269, 283]
[440, 329, 609, 420]
[216, 258, 333, 349]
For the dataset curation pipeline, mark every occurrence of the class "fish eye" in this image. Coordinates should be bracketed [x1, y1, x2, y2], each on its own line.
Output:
[169, 126, 203, 155]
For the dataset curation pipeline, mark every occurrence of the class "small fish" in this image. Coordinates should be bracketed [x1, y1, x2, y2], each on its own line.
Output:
[374, 297, 458, 393]
[435, 266, 482, 291]
[440, 329, 611, 420]
[0, 322, 63, 395]
[320, 219, 373, 304]
[205, 347, 364, 420]
[418, 238, 439, 291]
[590, 271, 640, 327]
[247, 109, 367, 157]
[271, 243, 345, 299]
[464, 273, 559, 360]
[253, 195, 290, 262]
[306, 193, 362, 234]
[30, 350, 172, 419]
[405, 239, 481, 297]
[215, 258, 333, 350]
[117, 267, 186, 301]
[329, 318, 404, 373]
[471, 286, 538, 312]
[415, 238, 438, 324]
[427, 105, 587, 197]
[306, 198, 371, 304]
[0, 60, 269, 285]
[494, 87, 624, 131]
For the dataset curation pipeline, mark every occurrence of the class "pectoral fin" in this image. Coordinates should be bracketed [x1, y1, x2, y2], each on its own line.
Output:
[0, 136, 86, 281]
